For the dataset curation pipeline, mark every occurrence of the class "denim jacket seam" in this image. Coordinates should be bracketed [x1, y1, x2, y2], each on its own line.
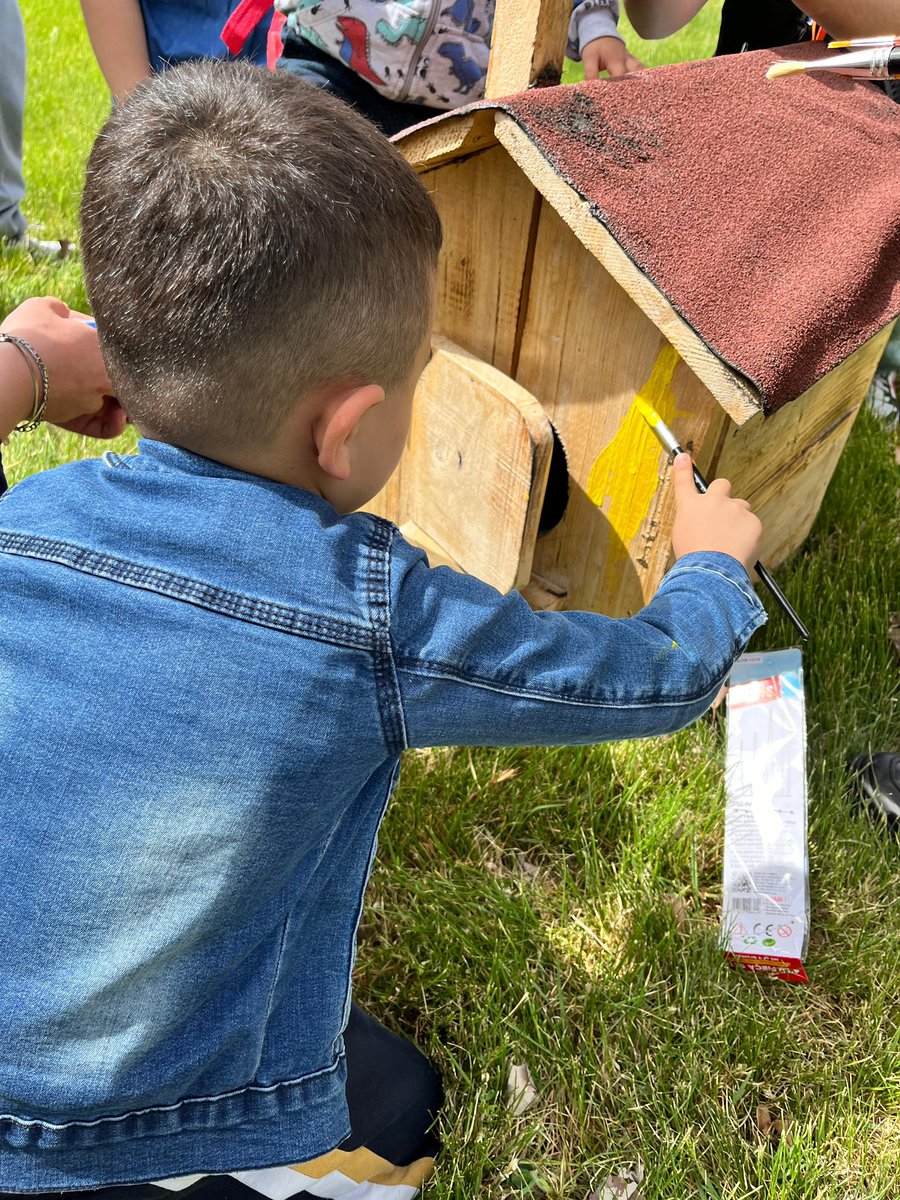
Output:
[664, 561, 761, 611]
[253, 914, 293, 1078]
[106, 448, 224, 480]
[362, 518, 408, 753]
[0, 1057, 344, 1133]
[397, 657, 733, 710]
[0, 532, 376, 651]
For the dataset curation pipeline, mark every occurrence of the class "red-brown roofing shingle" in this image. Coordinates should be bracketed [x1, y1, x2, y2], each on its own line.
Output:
[420, 46, 900, 412]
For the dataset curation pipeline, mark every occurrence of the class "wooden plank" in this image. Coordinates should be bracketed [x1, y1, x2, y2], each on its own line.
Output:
[398, 521, 462, 575]
[485, 0, 572, 99]
[395, 109, 497, 172]
[421, 145, 538, 376]
[367, 336, 554, 594]
[493, 114, 763, 426]
[515, 199, 727, 617]
[712, 322, 895, 568]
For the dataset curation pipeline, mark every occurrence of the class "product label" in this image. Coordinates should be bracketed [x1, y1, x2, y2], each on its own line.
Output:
[722, 648, 809, 982]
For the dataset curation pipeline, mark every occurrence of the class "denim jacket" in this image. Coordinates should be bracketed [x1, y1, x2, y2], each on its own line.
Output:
[0, 441, 764, 1191]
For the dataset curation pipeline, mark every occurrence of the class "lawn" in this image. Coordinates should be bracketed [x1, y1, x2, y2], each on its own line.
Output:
[4, 3, 900, 1198]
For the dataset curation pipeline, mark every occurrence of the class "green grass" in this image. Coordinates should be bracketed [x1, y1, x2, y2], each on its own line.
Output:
[5, 3, 900, 1197]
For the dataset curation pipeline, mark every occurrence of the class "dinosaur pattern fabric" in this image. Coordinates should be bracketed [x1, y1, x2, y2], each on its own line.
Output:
[274, 0, 620, 109]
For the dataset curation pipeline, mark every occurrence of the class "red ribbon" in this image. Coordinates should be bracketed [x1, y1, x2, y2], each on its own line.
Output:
[221, 0, 275, 56]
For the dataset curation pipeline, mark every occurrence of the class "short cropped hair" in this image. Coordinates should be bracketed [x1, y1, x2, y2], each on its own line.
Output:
[81, 63, 442, 453]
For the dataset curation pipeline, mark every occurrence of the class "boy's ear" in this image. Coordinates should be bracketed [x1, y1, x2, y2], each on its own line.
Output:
[314, 383, 384, 481]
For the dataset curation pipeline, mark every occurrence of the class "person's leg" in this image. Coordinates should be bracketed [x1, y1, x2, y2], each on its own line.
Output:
[0, 0, 73, 258]
[277, 28, 440, 137]
[0, 1005, 444, 1200]
[0, 0, 27, 243]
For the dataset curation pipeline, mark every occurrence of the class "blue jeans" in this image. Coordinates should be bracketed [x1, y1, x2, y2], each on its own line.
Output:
[0, 0, 27, 241]
[278, 27, 440, 137]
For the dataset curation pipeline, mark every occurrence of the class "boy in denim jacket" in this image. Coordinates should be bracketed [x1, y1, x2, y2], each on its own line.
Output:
[0, 62, 764, 1200]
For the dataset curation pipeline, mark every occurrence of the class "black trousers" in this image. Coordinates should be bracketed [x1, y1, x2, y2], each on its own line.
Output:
[715, 0, 810, 55]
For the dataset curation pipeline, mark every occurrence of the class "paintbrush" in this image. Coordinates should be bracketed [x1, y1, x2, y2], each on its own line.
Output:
[828, 36, 900, 50]
[767, 46, 900, 80]
[634, 396, 810, 642]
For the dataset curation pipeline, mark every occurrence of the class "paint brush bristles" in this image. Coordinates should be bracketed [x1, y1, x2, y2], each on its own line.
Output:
[766, 61, 809, 79]
[828, 36, 899, 50]
[766, 47, 900, 80]
[633, 396, 662, 429]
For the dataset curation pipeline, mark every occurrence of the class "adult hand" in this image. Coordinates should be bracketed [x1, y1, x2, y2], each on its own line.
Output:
[582, 36, 643, 79]
[670, 452, 762, 574]
[0, 296, 127, 438]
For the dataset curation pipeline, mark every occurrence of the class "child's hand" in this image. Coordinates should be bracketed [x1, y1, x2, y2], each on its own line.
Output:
[671, 452, 762, 574]
[582, 36, 643, 79]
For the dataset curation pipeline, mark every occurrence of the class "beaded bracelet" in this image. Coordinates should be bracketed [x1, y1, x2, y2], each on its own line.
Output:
[0, 333, 50, 434]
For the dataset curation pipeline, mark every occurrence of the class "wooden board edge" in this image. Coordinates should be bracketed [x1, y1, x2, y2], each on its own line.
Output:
[492, 113, 764, 427]
[430, 333, 552, 450]
[395, 109, 498, 172]
[430, 334, 554, 593]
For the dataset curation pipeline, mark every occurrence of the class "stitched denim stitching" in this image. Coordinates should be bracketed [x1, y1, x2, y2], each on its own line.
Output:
[361, 518, 407, 753]
[665, 563, 761, 611]
[396, 659, 736, 710]
[0, 532, 375, 651]
[0, 1057, 344, 1131]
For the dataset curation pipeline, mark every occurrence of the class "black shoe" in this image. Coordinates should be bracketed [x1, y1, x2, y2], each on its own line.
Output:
[849, 752, 900, 827]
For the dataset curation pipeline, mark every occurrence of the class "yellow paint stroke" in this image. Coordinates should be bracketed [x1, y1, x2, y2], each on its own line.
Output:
[586, 344, 683, 596]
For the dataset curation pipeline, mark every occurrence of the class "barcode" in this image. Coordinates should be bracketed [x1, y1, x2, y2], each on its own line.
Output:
[728, 898, 762, 912]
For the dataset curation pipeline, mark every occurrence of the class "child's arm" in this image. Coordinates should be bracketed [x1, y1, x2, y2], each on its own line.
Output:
[569, 0, 643, 78]
[621, 0, 706, 40]
[623, 0, 897, 41]
[388, 454, 765, 750]
[0, 298, 126, 442]
[80, 0, 152, 101]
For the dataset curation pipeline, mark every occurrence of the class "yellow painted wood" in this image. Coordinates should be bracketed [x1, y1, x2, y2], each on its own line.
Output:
[514, 198, 725, 616]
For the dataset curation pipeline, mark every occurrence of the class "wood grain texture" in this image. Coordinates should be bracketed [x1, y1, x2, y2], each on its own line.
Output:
[421, 145, 538, 376]
[394, 109, 497, 172]
[712, 322, 896, 569]
[514, 200, 726, 616]
[366, 336, 554, 594]
[494, 114, 763, 426]
[485, 0, 571, 99]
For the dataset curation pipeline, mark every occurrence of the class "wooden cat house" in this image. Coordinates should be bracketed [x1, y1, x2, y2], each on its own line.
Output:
[369, 0, 900, 618]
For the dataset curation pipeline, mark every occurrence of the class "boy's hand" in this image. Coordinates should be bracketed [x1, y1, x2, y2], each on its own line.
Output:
[671, 452, 762, 575]
[582, 36, 643, 79]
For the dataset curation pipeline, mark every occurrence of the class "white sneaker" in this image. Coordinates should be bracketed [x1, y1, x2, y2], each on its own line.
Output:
[2, 231, 76, 260]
